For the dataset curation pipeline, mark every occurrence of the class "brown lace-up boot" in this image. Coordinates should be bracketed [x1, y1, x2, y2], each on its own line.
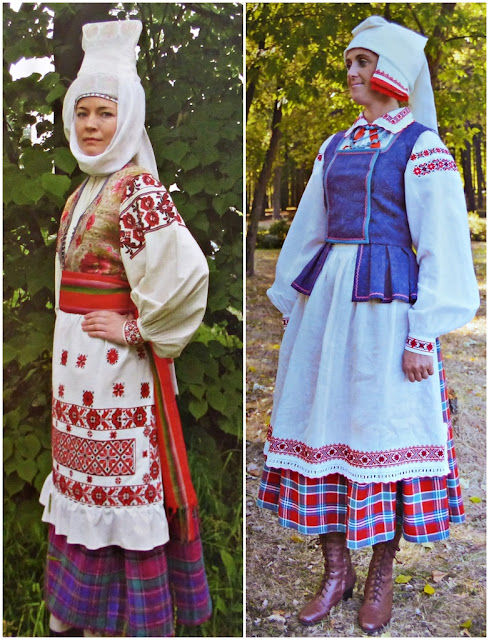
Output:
[358, 527, 403, 633]
[298, 531, 356, 625]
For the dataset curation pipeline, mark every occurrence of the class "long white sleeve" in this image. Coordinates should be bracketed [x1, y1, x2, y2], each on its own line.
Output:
[404, 131, 479, 344]
[119, 175, 209, 358]
[267, 136, 333, 316]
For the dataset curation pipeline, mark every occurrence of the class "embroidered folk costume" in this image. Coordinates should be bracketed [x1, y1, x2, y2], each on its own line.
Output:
[40, 21, 211, 637]
[257, 16, 479, 632]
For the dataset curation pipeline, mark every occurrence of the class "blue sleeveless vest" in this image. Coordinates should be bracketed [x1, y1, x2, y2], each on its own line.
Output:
[292, 121, 429, 303]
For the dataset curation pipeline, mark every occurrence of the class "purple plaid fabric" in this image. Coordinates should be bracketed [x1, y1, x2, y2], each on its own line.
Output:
[45, 526, 211, 636]
[257, 340, 465, 549]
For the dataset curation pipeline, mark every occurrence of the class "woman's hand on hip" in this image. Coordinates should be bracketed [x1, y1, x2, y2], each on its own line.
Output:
[81, 310, 134, 345]
[402, 350, 434, 382]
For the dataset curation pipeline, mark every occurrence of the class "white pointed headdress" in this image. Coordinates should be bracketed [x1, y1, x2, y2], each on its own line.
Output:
[345, 16, 438, 131]
[62, 20, 158, 177]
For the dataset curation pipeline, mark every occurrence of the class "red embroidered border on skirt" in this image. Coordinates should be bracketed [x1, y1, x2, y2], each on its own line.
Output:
[257, 341, 465, 549]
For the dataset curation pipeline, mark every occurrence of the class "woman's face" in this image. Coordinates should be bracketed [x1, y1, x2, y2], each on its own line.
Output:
[345, 48, 380, 107]
[75, 96, 118, 156]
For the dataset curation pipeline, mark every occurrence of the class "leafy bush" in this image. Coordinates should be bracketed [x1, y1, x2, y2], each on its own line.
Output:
[3, 3, 243, 637]
[257, 233, 283, 249]
[267, 218, 290, 239]
[468, 211, 486, 241]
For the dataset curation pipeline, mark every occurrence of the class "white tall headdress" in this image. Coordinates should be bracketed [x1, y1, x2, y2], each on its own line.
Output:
[63, 20, 158, 177]
[345, 16, 438, 131]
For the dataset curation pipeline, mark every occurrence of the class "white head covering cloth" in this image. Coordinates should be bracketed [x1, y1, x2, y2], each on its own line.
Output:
[345, 16, 438, 132]
[62, 20, 158, 177]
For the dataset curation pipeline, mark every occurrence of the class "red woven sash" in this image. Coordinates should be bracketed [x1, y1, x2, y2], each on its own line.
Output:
[148, 347, 199, 541]
[60, 271, 134, 314]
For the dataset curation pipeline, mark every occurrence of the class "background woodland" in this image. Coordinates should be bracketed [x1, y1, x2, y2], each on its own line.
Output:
[246, 2, 486, 274]
[3, 3, 242, 636]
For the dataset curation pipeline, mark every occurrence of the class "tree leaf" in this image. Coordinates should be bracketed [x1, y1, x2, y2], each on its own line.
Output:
[424, 584, 436, 595]
[188, 398, 208, 420]
[22, 434, 42, 459]
[432, 570, 448, 583]
[53, 147, 78, 174]
[16, 459, 38, 483]
[395, 574, 413, 584]
[206, 387, 227, 413]
[220, 548, 236, 578]
[4, 473, 25, 497]
[40, 172, 71, 198]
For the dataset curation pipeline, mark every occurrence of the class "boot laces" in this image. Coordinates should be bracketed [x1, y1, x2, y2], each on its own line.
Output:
[317, 547, 344, 594]
[366, 543, 397, 603]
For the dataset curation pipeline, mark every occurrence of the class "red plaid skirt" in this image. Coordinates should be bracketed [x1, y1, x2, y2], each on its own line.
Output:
[257, 341, 465, 549]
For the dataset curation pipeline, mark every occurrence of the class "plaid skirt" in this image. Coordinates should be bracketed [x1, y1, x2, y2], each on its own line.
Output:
[257, 341, 465, 549]
[45, 525, 212, 636]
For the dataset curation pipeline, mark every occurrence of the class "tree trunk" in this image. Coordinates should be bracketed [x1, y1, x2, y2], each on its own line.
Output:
[272, 164, 282, 219]
[461, 141, 476, 212]
[473, 131, 485, 210]
[246, 99, 282, 276]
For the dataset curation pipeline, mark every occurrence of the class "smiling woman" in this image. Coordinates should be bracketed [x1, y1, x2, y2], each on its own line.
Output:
[345, 48, 399, 122]
[256, 14, 479, 635]
[74, 96, 118, 156]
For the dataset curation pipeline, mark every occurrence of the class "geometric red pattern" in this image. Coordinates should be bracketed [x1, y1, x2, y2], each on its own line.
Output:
[266, 425, 444, 468]
[405, 335, 435, 353]
[410, 147, 451, 161]
[412, 158, 458, 176]
[382, 106, 410, 125]
[52, 397, 155, 431]
[52, 469, 162, 507]
[53, 430, 135, 476]
[106, 348, 119, 365]
[120, 175, 185, 259]
[124, 320, 145, 346]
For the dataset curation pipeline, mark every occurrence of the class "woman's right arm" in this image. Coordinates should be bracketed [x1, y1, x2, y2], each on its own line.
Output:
[267, 136, 333, 317]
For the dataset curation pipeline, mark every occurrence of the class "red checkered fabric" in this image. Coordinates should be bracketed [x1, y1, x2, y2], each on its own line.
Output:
[257, 340, 465, 549]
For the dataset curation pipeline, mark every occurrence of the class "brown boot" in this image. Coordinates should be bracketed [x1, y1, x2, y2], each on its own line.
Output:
[298, 531, 356, 625]
[358, 527, 403, 633]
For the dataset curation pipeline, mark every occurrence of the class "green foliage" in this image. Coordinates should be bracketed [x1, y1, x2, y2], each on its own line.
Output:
[4, 3, 243, 637]
[255, 219, 291, 249]
[247, 2, 486, 192]
[268, 218, 290, 240]
[468, 212, 486, 241]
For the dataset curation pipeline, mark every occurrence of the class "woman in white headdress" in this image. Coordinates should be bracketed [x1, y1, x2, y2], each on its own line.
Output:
[40, 20, 211, 637]
[257, 16, 479, 633]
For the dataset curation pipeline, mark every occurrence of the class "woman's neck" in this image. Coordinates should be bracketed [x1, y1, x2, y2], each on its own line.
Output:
[363, 97, 400, 123]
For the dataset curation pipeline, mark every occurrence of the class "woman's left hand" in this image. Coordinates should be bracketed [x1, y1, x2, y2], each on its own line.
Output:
[81, 310, 134, 345]
[402, 350, 434, 382]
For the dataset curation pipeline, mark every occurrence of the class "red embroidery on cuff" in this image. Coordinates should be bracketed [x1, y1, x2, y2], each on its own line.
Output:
[405, 336, 435, 353]
[124, 320, 145, 346]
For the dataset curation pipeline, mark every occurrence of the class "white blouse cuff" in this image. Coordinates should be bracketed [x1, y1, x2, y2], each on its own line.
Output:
[404, 335, 436, 355]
